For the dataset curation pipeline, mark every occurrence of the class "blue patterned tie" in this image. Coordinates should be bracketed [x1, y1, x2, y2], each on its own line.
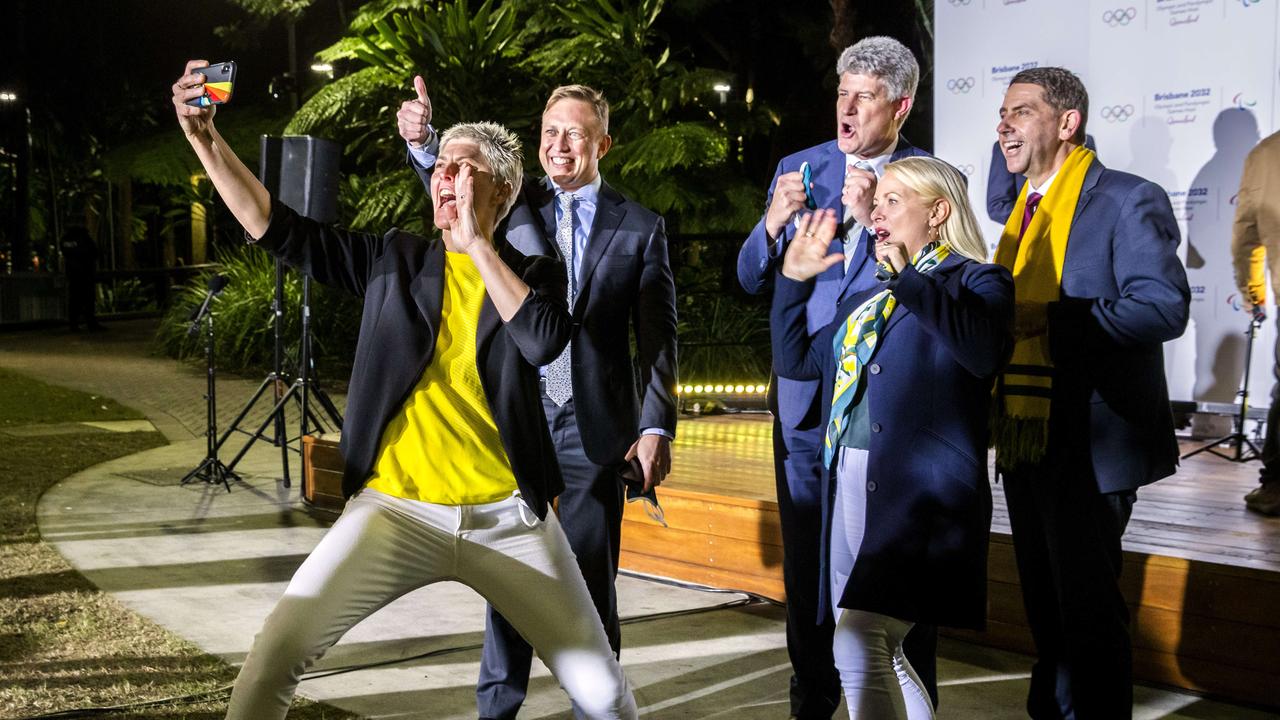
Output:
[544, 192, 577, 406]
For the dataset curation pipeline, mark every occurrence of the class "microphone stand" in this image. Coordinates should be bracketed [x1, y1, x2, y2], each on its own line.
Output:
[182, 278, 239, 491]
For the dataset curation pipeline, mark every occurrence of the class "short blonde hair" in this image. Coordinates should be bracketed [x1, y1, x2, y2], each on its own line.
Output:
[544, 84, 610, 135]
[883, 157, 988, 262]
[439, 121, 524, 221]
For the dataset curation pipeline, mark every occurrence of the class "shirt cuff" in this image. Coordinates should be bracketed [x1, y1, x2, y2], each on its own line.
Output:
[641, 427, 674, 440]
[406, 127, 439, 167]
[766, 232, 787, 259]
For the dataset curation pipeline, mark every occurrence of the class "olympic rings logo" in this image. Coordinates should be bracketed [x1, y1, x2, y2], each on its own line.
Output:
[957, 164, 976, 176]
[1100, 104, 1135, 122]
[1102, 7, 1138, 25]
[948, 0, 973, 6]
[946, 77, 976, 94]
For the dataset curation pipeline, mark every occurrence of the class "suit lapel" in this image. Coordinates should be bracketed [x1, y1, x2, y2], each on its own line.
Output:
[409, 238, 446, 351]
[536, 183, 558, 253]
[575, 182, 627, 305]
[1072, 159, 1105, 225]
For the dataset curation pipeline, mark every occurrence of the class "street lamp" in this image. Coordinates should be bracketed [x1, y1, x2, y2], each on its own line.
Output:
[713, 83, 730, 105]
[310, 63, 334, 79]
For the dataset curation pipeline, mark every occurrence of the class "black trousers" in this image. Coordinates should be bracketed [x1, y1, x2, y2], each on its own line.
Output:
[1003, 463, 1136, 720]
[774, 419, 938, 718]
[476, 395, 625, 719]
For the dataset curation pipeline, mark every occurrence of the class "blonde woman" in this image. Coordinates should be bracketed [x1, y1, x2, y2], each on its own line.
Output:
[772, 157, 1013, 718]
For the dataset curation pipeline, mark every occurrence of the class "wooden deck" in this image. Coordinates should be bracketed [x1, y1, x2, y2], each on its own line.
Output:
[619, 412, 1280, 710]
[645, 412, 1280, 573]
[303, 412, 1280, 708]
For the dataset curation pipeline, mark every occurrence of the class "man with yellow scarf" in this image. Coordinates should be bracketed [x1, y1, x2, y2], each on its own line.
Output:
[992, 68, 1190, 719]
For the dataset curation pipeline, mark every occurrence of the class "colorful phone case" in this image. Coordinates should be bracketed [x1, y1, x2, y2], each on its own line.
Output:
[186, 62, 237, 107]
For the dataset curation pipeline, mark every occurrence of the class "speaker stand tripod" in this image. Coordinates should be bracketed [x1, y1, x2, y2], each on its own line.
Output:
[1182, 313, 1265, 462]
[223, 274, 343, 480]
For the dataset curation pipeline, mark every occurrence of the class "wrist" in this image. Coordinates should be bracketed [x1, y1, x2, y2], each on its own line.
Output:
[780, 266, 811, 282]
[465, 235, 496, 259]
[765, 218, 785, 243]
[186, 128, 214, 149]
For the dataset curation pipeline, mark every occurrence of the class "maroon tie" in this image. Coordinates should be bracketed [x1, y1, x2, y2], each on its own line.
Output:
[1018, 192, 1043, 241]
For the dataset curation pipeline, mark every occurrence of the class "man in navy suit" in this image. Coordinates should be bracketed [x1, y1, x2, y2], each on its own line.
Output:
[400, 81, 678, 720]
[737, 35, 937, 719]
[993, 67, 1189, 719]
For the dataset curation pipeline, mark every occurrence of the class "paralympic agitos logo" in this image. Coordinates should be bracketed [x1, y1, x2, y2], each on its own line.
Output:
[1100, 104, 1135, 122]
[946, 77, 976, 94]
[1102, 7, 1138, 25]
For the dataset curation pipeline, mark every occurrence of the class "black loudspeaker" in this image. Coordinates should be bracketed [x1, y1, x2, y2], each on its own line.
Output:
[259, 135, 342, 223]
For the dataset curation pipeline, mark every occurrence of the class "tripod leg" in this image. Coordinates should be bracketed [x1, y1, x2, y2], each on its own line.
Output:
[1181, 431, 1239, 460]
[217, 374, 277, 450]
[312, 386, 345, 430]
[225, 384, 301, 474]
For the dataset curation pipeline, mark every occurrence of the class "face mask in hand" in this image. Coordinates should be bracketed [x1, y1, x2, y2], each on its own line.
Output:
[618, 456, 667, 527]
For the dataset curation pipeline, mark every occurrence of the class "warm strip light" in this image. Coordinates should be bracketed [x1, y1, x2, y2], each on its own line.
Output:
[678, 383, 769, 394]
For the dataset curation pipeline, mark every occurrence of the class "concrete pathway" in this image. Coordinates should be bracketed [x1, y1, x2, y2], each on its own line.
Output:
[4, 320, 1276, 718]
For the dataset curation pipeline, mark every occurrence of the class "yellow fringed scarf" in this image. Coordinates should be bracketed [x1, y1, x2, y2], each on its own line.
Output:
[991, 145, 1096, 470]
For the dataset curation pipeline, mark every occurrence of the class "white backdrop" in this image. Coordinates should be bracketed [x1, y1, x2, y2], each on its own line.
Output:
[934, 0, 1280, 405]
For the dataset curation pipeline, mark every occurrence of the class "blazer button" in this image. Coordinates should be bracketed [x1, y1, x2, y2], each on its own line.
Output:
[867, 480, 878, 492]
[868, 363, 881, 375]
[871, 422, 882, 433]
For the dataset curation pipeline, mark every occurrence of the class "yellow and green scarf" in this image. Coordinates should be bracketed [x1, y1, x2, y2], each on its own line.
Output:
[991, 145, 1095, 470]
[824, 241, 951, 467]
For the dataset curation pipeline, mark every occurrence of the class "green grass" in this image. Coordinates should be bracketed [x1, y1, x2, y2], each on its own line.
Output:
[0, 369, 357, 719]
[0, 368, 143, 428]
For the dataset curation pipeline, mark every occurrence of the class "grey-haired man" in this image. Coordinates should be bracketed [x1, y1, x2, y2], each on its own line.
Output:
[736, 36, 940, 718]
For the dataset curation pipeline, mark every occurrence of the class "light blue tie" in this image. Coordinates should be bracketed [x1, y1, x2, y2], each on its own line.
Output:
[844, 160, 875, 272]
[544, 192, 577, 406]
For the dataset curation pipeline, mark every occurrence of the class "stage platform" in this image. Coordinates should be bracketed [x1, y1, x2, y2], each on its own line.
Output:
[619, 412, 1280, 711]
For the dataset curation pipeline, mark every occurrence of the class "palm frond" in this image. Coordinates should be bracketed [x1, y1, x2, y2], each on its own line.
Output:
[607, 123, 728, 177]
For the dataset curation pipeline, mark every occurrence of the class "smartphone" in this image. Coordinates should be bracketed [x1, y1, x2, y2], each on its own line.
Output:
[799, 161, 818, 210]
[186, 61, 237, 107]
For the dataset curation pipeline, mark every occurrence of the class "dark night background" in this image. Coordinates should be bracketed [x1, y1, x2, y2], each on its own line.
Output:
[0, 0, 933, 271]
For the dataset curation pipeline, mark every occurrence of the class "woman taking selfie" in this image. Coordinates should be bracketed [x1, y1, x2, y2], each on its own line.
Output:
[771, 156, 1013, 719]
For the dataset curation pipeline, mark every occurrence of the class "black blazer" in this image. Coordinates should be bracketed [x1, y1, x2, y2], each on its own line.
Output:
[414, 161, 679, 465]
[772, 255, 1014, 629]
[255, 200, 572, 519]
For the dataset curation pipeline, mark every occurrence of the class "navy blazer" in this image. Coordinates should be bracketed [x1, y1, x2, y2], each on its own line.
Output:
[254, 201, 572, 519]
[413, 161, 679, 466]
[738, 138, 933, 430]
[772, 255, 1014, 629]
[1041, 161, 1190, 493]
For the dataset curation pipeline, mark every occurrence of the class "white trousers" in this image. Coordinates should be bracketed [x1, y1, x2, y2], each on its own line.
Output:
[831, 448, 934, 720]
[226, 489, 637, 720]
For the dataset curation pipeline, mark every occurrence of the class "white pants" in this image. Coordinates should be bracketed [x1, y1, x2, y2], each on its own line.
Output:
[831, 448, 934, 720]
[226, 490, 637, 720]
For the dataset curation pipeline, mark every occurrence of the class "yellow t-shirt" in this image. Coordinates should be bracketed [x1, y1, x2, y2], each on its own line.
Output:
[364, 251, 518, 504]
